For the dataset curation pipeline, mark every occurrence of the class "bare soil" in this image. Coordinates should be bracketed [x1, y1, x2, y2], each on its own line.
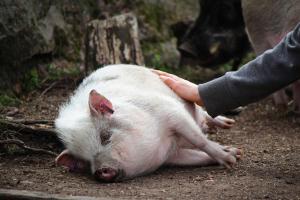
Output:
[0, 86, 299, 200]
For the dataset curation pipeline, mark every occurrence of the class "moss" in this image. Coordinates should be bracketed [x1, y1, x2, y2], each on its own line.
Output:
[77, 0, 101, 19]
[0, 142, 25, 155]
[47, 63, 81, 81]
[142, 41, 175, 73]
[23, 68, 41, 92]
[134, 1, 170, 40]
[6, 144, 25, 155]
[217, 51, 256, 74]
[0, 93, 21, 107]
[241, 52, 256, 65]
[21, 62, 81, 93]
[137, 2, 165, 32]
[142, 41, 201, 82]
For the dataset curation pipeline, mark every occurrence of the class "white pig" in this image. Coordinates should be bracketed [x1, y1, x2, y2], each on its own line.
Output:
[55, 64, 241, 182]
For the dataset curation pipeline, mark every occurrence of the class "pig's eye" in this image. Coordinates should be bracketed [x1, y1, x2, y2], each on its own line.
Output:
[100, 132, 111, 145]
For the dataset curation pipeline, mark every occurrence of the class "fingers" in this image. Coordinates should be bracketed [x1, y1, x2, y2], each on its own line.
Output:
[151, 69, 169, 76]
[151, 69, 181, 81]
[152, 69, 204, 106]
[160, 75, 179, 91]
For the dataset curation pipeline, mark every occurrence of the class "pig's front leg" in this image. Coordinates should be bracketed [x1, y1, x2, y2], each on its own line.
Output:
[167, 109, 240, 168]
[195, 106, 235, 133]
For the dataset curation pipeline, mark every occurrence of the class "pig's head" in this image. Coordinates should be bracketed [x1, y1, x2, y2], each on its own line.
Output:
[55, 89, 158, 182]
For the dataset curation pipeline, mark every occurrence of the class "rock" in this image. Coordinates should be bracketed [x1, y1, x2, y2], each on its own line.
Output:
[0, 0, 200, 90]
[0, 0, 97, 89]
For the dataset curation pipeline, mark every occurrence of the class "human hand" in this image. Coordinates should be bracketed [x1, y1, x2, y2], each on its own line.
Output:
[152, 69, 204, 106]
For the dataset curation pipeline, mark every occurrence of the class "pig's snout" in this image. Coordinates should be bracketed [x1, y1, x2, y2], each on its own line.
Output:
[95, 167, 118, 182]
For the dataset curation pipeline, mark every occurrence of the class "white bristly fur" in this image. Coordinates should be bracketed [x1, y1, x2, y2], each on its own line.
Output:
[55, 64, 238, 179]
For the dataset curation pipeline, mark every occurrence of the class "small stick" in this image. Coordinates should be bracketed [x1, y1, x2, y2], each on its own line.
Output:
[12, 119, 54, 125]
[0, 139, 57, 156]
[40, 81, 58, 97]
[0, 119, 57, 136]
[0, 189, 112, 200]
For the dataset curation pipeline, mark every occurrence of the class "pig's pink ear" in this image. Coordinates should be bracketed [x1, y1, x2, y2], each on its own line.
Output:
[55, 150, 89, 173]
[89, 89, 114, 116]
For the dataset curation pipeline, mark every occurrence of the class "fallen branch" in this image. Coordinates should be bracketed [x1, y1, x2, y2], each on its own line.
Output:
[40, 81, 58, 97]
[0, 139, 57, 156]
[0, 119, 57, 136]
[12, 119, 54, 125]
[0, 189, 113, 200]
[0, 119, 60, 153]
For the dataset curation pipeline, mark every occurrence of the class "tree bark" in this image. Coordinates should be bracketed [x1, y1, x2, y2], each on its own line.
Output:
[85, 13, 144, 73]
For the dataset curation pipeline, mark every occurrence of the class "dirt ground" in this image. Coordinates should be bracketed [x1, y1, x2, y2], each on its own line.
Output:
[0, 85, 300, 200]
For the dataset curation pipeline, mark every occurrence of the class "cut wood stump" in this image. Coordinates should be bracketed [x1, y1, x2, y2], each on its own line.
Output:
[85, 12, 144, 73]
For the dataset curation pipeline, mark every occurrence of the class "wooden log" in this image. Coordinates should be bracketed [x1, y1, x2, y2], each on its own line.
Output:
[84, 12, 144, 73]
[0, 189, 116, 200]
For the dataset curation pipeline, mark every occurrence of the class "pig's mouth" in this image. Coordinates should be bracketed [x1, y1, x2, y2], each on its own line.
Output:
[94, 167, 125, 182]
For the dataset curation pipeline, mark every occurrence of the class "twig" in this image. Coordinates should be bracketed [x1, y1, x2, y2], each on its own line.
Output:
[0, 189, 112, 200]
[0, 139, 57, 156]
[11, 119, 54, 125]
[0, 119, 57, 136]
[40, 81, 58, 97]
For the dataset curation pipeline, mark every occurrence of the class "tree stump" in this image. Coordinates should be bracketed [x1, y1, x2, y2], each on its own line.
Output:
[84, 13, 144, 73]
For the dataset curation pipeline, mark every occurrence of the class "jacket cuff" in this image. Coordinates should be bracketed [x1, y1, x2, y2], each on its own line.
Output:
[198, 75, 235, 117]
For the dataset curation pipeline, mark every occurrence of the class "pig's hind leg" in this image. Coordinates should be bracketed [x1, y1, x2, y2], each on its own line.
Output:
[166, 149, 217, 166]
[166, 107, 240, 168]
[166, 147, 241, 167]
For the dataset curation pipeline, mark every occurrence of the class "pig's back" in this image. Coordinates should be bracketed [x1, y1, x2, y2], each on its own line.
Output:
[79, 64, 180, 101]
[58, 64, 186, 128]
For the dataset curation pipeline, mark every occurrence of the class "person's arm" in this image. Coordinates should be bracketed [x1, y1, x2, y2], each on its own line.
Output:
[199, 23, 300, 117]
[153, 23, 300, 117]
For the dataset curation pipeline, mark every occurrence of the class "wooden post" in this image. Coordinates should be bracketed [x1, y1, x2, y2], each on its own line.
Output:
[85, 13, 144, 73]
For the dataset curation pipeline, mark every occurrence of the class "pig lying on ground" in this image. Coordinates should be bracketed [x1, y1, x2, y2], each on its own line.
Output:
[55, 64, 241, 182]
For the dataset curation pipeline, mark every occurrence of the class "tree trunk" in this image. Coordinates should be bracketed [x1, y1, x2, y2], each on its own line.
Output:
[84, 13, 144, 73]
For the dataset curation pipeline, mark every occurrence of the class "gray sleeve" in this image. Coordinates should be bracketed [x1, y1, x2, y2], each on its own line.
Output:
[198, 23, 300, 117]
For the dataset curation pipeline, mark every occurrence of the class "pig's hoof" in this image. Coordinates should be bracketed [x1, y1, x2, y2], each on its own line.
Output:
[213, 116, 235, 129]
[222, 155, 236, 169]
[224, 146, 242, 160]
[220, 146, 242, 169]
